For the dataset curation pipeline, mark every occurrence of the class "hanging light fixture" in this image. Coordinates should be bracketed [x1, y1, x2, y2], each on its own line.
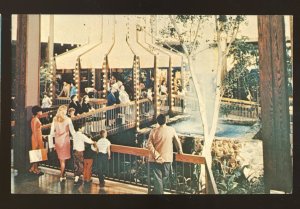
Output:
[91, 68, 95, 87]
[102, 58, 107, 99]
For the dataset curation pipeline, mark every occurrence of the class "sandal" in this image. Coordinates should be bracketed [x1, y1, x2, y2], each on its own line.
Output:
[35, 171, 44, 176]
[28, 169, 35, 174]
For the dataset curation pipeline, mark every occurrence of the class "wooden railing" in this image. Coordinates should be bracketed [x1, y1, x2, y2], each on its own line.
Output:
[40, 140, 218, 194]
[41, 101, 137, 135]
[171, 94, 260, 119]
[12, 95, 260, 132]
[111, 145, 218, 194]
[220, 97, 259, 119]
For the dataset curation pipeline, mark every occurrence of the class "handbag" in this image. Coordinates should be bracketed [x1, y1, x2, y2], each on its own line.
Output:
[29, 149, 48, 163]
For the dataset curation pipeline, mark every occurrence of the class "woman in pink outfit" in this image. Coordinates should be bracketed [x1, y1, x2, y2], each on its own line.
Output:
[50, 105, 76, 182]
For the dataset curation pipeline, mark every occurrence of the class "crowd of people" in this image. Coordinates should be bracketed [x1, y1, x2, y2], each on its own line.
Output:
[31, 101, 183, 193]
[29, 74, 186, 192]
[30, 104, 111, 187]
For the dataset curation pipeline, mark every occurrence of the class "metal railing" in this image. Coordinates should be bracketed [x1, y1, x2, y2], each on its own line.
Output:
[40, 135, 218, 194]
[158, 95, 170, 114]
[138, 99, 155, 125]
[54, 97, 71, 106]
[171, 95, 259, 119]
[41, 102, 137, 136]
[172, 95, 185, 114]
[41, 112, 218, 194]
[172, 94, 199, 114]
[54, 97, 107, 109]
[220, 98, 259, 119]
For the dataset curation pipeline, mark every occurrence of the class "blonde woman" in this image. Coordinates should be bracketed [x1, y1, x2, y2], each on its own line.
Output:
[50, 105, 76, 182]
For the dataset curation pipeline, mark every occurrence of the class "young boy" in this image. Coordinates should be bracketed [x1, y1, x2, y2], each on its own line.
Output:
[83, 137, 97, 184]
[72, 124, 96, 184]
[94, 130, 111, 187]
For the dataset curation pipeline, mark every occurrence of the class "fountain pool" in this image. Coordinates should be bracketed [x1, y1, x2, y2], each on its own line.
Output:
[170, 119, 256, 138]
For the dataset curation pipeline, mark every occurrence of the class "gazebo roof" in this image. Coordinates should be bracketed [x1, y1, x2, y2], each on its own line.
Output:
[54, 16, 184, 70]
[127, 26, 155, 68]
[107, 39, 135, 69]
[55, 42, 100, 70]
[79, 40, 113, 69]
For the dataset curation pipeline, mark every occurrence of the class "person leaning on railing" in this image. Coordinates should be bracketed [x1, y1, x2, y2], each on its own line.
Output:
[68, 95, 83, 116]
[93, 130, 111, 187]
[146, 114, 183, 194]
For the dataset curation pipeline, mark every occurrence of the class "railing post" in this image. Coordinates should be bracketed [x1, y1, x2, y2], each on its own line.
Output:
[147, 160, 151, 194]
[153, 56, 159, 119]
[101, 56, 108, 99]
[75, 58, 81, 99]
[168, 56, 173, 115]
[50, 58, 56, 102]
[133, 56, 140, 131]
[205, 166, 208, 194]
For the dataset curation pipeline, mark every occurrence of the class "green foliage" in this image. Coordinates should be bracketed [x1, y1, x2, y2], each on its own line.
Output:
[220, 104, 232, 117]
[213, 157, 264, 194]
[40, 62, 52, 100]
[223, 37, 259, 100]
[212, 140, 264, 194]
[214, 167, 265, 194]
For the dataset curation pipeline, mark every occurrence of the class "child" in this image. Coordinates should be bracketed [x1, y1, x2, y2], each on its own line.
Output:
[83, 137, 97, 184]
[68, 107, 75, 117]
[72, 124, 96, 184]
[94, 130, 111, 187]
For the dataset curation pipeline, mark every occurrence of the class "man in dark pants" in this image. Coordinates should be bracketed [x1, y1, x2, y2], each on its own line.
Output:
[146, 114, 183, 194]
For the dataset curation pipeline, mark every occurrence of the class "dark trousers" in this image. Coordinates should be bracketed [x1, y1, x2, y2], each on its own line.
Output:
[150, 162, 172, 194]
[96, 153, 108, 183]
[73, 151, 84, 177]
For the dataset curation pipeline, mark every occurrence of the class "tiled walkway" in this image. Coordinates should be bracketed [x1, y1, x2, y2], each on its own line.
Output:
[11, 167, 148, 194]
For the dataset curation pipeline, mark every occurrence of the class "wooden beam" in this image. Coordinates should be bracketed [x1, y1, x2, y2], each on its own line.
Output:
[175, 153, 205, 164]
[14, 15, 41, 173]
[48, 15, 54, 63]
[167, 56, 173, 114]
[111, 144, 149, 157]
[258, 15, 292, 193]
[153, 56, 158, 119]
[77, 58, 81, 99]
[105, 56, 109, 98]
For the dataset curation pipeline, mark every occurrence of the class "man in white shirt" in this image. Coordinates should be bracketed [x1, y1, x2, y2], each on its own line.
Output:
[41, 94, 52, 109]
[72, 125, 96, 184]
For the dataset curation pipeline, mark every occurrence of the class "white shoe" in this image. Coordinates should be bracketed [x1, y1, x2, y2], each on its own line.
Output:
[60, 177, 66, 182]
[74, 176, 80, 183]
